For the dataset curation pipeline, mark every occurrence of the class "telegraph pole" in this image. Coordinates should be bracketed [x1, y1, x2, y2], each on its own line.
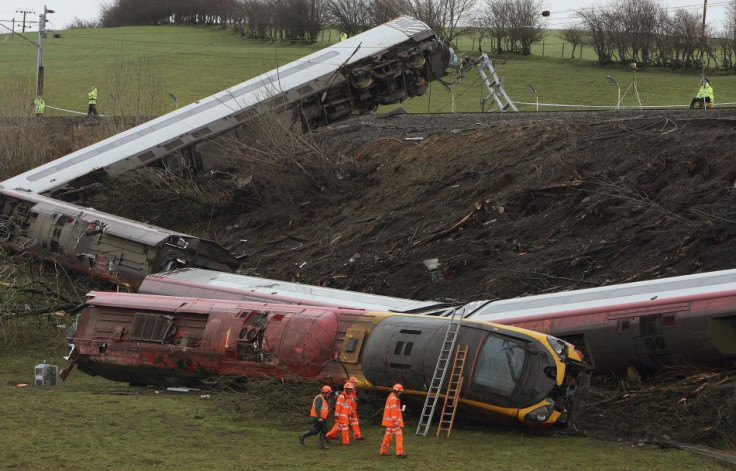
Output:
[36, 5, 54, 97]
[16, 8, 34, 32]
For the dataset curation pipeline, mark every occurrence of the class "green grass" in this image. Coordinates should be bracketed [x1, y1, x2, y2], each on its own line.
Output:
[0, 345, 733, 471]
[2, 25, 734, 117]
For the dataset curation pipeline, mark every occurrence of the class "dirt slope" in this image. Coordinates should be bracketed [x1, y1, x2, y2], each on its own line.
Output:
[216, 109, 736, 305]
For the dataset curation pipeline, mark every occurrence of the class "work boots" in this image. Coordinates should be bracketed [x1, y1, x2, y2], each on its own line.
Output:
[319, 435, 330, 449]
[299, 432, 310, 445]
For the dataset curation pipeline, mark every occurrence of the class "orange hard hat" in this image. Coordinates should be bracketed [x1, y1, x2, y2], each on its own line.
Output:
[348, 376, 358, 384]
[393, 383, 404, 392]
[344, 382, 353, 390]
[321, 385, 332, 394]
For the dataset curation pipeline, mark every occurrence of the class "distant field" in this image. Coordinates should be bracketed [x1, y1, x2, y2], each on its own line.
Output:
[1, 25, 734, 116]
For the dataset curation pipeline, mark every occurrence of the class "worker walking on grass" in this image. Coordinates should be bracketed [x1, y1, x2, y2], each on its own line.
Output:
[689, 78, 714, 109]
[300, 385, 333, 449]
[325, 382, 353, 445]
[347, 376, 364, 440]
[33, 95, 45, 117]
[380, 383, 407, 458]
[87, 85, 99, 116]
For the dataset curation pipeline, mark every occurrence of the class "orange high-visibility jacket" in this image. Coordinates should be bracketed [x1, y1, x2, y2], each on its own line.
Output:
[311, 394, 329, 419]
[334, 392, 351, 423]
[349, 390, 358, 416]
[382, 392, 404, 427]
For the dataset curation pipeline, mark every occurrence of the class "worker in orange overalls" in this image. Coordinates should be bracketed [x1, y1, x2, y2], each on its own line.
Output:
[380, 383, 407, 458]
[347, 376, 364, 440]
[299, 385, 332, 449]
[325, 382, 353, 445]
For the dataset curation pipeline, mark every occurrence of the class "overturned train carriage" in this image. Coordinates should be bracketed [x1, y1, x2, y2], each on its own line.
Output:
[0, 188, 240, 287]
[0, 16, 451, 197]
[138, 268, 736, 374]
[64, 292, 589, 428]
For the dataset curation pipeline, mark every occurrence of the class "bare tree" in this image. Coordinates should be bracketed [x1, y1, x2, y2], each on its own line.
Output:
[507, 0, 545, 55]
[577, 6, 614, 64]
[482, 0, 512, 53]
[560, 23, 585, 58]
[367, 0, 410, 25]
[327, 0, 372, 37]
[482, 0, 545, 55]
[670, 9, 703, 68]
[406, 0, 476, 44]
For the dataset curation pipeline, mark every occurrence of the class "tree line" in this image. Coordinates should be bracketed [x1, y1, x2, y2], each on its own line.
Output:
[88, 0, 736, 69]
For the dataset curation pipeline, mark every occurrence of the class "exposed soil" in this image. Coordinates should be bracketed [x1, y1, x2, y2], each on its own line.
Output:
[216, 109, 736, 305]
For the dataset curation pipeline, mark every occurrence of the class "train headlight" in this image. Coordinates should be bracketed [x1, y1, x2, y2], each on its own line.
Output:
[546, 336, 567, 361]
[524, 403, 554, 423]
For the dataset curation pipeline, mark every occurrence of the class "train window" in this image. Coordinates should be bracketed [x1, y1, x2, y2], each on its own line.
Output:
[618, 320, 630, 332]
[472, 336, 526, 397]
[345, 338, 358, 353]
[640, 316, 662, 336]
[392, 341, 414, 356]
[129, 312, 176, 343]
[399, 329, 422, 335]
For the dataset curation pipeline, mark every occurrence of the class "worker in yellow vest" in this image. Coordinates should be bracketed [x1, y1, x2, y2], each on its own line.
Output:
[33, 95, 45, 117]
[690, 78, 714, 109]
[87, 85, 99, 116]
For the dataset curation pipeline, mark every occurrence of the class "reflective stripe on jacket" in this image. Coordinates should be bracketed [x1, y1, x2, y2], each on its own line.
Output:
[382, 392, 404, 427]
[334, 392, 351, 423]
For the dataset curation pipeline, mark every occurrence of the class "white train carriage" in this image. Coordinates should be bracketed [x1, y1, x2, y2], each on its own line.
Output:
[1, 16, 450, 196]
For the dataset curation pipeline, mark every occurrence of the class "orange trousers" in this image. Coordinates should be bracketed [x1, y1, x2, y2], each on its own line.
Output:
[325, 421, 350, 445]
[350, 416, 362, 439]
[380, 426, 403, 455]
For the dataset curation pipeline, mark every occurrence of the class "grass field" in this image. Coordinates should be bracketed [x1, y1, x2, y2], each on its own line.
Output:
[1, 345, 733, 471]
[2, 25, 734, 116]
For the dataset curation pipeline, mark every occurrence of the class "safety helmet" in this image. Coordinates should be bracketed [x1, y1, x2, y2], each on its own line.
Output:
[393, 383, 404, 392]
[321, 385, 332, 394]
[344, 382, 353, 390]
[348, 376, 358, 384]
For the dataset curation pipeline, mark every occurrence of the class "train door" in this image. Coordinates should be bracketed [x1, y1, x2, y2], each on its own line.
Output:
[629, 307, 685, 369]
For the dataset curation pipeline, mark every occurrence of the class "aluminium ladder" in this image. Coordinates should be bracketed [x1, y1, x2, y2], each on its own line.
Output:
[476, 53, 519, 112]
[415, 309, 462, 436]
[437, 344, 468, 438]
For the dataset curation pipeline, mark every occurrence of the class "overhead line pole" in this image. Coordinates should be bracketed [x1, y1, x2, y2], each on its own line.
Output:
[700, 0, 708, 74]
[16, 8, 34, 32]
[36, 5, 54, 97]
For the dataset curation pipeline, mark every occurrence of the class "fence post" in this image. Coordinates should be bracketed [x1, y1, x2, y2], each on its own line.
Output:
[562, 43, 565, 58]
[542, 41, 545, 56]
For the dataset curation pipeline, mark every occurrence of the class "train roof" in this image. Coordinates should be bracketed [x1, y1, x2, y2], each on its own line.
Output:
[140, 268, 450, 313]
[463, 269, 736, 322]
[142, 267, 736, 324]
